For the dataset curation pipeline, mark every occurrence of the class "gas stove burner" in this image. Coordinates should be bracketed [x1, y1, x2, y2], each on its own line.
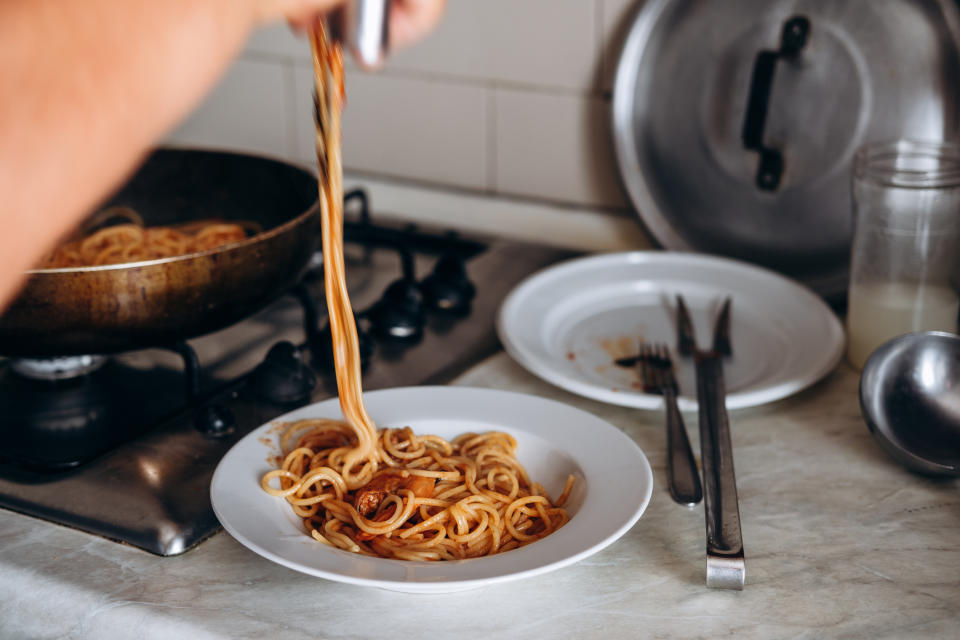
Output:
[11, 355, 108, 381]
[251, 341, 317, 405]
[420, 251, 476, 315]
[369, 278, 426, 342]
[0, 359, 187, 470]
[0, 184, 570, 556]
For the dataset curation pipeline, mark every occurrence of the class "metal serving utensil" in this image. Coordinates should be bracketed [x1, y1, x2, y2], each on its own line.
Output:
[860, 331, 960, 476]
[676, 295, 745, 590]
[331, 0, 390, 70]
[638, 343, 703, 506]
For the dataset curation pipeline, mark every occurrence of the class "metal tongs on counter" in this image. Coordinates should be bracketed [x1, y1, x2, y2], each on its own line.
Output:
[676, 295, 745, 590]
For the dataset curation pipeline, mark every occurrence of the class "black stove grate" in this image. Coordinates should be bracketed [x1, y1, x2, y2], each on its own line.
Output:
[0, 189, 571, 555]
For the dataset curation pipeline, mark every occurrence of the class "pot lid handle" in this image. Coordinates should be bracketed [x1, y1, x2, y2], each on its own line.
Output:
[741, 15, 811, 191]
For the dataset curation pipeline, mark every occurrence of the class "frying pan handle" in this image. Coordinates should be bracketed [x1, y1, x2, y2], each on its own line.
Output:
[344, 189, 371, 225]
[741, 15, 810, 192]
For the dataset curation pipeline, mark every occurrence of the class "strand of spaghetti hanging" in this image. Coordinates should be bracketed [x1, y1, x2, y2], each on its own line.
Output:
[309, 19, 380, 489]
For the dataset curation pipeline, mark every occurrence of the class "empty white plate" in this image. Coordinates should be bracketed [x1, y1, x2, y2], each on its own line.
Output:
[211, 386, 652, 593]
[497, 251, 845, 410]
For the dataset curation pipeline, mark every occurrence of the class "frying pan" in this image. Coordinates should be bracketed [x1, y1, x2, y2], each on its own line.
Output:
[0, 148, 320, 357]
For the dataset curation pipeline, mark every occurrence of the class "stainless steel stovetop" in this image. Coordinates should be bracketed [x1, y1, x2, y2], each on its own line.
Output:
[0, 204, 570, 555]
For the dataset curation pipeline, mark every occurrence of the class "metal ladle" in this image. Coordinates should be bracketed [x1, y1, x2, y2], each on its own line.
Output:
[859, 331, 960, 476]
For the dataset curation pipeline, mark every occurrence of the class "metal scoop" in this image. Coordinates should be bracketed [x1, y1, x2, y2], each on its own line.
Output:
[859, 331, 960, 477]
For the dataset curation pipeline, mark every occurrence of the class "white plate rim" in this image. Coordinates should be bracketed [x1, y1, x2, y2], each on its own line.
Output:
[210, 386, 653, 593]
[496, 250, 845, 410]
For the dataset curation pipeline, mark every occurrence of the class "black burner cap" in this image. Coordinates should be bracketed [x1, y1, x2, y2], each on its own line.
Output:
[250, 342, 317, 405]
[369, 279, 426, 343]
[194, 404, 236, 438]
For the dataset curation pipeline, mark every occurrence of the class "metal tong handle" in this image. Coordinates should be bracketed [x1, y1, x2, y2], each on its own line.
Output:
[332, 0, 390, 70]
[663, 387, 702, 506]
[695, 356, 745, 590]
[677, 295, 744, 589]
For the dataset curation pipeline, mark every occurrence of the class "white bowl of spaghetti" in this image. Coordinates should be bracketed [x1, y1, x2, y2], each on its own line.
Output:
[211, 386, 652, 593]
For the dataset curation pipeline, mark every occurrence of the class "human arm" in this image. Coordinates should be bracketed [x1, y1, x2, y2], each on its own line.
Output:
[0, 0, 444, 309]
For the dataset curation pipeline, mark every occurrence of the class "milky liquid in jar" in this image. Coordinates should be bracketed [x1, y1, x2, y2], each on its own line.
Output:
[846, 282, 959, 369]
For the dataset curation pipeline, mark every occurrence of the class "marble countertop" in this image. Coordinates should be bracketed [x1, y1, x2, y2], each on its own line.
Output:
[2, 353, 958, 639]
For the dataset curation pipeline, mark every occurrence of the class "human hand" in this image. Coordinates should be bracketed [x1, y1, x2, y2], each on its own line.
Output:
[0, 0, 445, 310]
[252, 0, 342, 25]
[387, 0, 446, 50]
[256, 0, 445, 50]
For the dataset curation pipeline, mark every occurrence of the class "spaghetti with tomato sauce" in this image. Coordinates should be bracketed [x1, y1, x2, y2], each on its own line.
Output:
[260, 20, 574, 561]
[40, 206, 255, 268]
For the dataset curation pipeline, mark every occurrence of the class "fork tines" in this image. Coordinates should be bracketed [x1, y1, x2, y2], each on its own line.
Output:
[675, 296, 697, 357]
[638, 343, 678, 396]
[712, 297, 732, 356]
[675, 295, 734, 357]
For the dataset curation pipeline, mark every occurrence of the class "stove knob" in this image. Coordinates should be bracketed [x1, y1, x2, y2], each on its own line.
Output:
[311, 314, 374, 370]
[420, 252, 476, 315]
[356, 320, 376, 363]
[194, 403, 236, 438]
[251, 341, 316, 404]
[369, 278, 425, 342]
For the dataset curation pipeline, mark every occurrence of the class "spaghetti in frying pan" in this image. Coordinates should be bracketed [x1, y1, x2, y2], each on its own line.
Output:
[40, 206, 257, 268]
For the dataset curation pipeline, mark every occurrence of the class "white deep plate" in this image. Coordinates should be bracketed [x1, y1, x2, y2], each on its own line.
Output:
[497, 251, 845, 411]
[210, 386, 652, 593]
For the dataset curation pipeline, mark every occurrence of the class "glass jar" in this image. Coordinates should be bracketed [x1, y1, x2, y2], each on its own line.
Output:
[846, 140, 960, 370]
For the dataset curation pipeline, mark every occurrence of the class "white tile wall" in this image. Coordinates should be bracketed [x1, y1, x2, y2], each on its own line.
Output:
[600, 0, 643, 93]
[166, 0, 647, 218]
[387, 0, 599, 92]
[293, 68, 488, 190]
[165, 58, 293, 159]
[495, 89, 628, 208]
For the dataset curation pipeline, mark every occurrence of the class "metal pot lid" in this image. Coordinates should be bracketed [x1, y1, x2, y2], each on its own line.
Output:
[612, 0, 960, 298]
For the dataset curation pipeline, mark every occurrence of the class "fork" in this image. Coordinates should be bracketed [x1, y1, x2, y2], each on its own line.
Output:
[676, 295, 745, 590]
[638, 344, 702, 507]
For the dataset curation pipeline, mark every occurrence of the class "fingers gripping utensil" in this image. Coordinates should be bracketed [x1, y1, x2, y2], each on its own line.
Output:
[677, 296, 745, 590]
[638, 344, 703, 506]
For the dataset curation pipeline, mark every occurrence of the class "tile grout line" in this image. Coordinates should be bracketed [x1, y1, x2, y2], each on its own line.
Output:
[344, 169, 635, 218]
[246, 46, 578, 95]
[278, 57, 608, 100]
[595, 0, 606, 94]
[486, 86, 498, 194]
[281, 60, 300, 163]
